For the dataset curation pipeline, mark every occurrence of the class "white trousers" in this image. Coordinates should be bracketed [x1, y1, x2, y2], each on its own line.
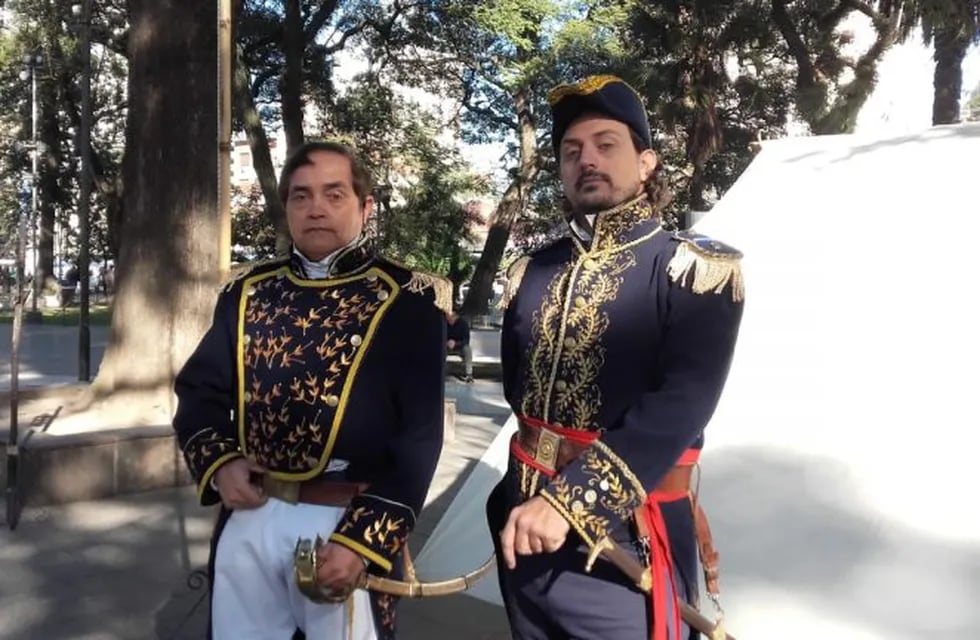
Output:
[212, 498, 377, 640]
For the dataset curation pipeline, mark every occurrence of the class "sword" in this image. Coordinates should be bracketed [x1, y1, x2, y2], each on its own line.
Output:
[586, 538, 736, 640]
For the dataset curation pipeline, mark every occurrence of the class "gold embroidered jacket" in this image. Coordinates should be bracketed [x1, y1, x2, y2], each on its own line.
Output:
[500, 195, 744, 565]
[173, 247, 448, 573]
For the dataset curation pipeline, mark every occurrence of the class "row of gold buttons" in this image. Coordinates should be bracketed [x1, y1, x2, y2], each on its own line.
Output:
[244, 285, 390, 302]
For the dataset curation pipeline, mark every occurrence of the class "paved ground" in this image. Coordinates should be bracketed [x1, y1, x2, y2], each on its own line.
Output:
[0, 378, 513, 640]
[0, 323, 513, 639]
[0, 323, 109, 393]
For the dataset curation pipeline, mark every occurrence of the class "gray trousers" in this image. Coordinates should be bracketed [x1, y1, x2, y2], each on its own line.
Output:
[450, 344, 473, 376]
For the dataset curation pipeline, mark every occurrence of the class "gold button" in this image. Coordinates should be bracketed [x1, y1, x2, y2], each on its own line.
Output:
[554, 380, 567, 392]
[242, 334, 251, 346]
[571, 500, 585, 514]
[583, 258, 598, 270]
[243, 391, 253, 403]
[246, 286, 256, 297]
[351, 334, 363, 347]
[325, 394, 340, 407]
[584, 490, 598, 504]
[377, 290, 389, 301]
[574, 296, 587, 308]
[539, 440, 555, 456]
[564, 337, 576, 349]
[599, 479, 610, 491]
[367, 274, 378, 282]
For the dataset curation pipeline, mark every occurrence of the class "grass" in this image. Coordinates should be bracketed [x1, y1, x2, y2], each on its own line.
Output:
[0, 304, 113, 326]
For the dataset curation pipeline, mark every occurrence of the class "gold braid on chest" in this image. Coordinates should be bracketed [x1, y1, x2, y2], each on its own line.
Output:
[520, 197, 661, 429]
[236, 267, 399, 479]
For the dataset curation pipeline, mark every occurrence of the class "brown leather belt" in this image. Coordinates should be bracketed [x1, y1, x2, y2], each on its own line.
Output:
[517, 419, 693, 494]
[516, 419, 591, 472]
[518, 417, 720, 597]
[693, 500, 720, 597]
[261, 475, 368, 507]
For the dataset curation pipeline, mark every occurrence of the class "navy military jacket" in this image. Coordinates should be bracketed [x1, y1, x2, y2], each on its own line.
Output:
[173, 245, 448, 574]
[500, 194, 744, 593]
[446, 317, 470, 346]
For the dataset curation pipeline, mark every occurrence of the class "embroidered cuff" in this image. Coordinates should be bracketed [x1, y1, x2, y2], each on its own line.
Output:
[539, 441, 645, 548]
[182, 427, 242, 505]
[329, 494, 415, 573]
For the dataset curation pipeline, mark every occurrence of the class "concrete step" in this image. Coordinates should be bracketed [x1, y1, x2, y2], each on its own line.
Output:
[2, 400, 464, 509]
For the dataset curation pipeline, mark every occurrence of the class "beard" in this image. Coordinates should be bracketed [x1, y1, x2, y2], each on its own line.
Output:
[567, 171, 640, 215]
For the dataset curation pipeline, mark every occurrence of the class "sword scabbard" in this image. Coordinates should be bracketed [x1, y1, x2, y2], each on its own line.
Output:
[589, 538, 737, 640]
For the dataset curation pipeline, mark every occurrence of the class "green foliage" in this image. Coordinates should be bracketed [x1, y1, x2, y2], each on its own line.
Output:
[231, 184, 279, 262]
[0, 0, 127, 269]
[472, 0, 560, 53]
[316, 72, 490, 284]
[616, 0, 792, 212]
[967, 80, 980, 121]
[237, 1, 335, 120]
[898, 0, 980, 46]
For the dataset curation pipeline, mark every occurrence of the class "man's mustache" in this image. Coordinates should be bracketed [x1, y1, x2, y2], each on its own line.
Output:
[577, 170, 610, 189]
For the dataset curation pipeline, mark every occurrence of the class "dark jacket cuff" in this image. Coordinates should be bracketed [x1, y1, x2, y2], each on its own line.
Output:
[329, 493, 416, 573]
[181, 427, 242, 505]
[539, 441, 645, 548]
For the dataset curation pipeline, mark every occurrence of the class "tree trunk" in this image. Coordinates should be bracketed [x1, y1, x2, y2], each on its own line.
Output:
[773, 0, 900, 135]
[281, 0, 305, 152]
[90, 0, 218, 405]
[932, 27, 969, 125]
[460, 185, 521, 318]
[101, 173, 123, 262]
[58, 68, 121, 264]
[234, 43, 289, 255]
[688, 166, 708, 213]
[37, 75, 61, 289]
[460, 88, 539, 317]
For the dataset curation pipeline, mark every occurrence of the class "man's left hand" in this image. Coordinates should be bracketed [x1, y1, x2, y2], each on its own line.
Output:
[499, 496, 570, 569]
[316, 542, 366, 597]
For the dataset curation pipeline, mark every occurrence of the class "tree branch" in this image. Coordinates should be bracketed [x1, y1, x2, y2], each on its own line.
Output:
[817, 1, 852, 31]
[771, 0, 818, 89]
[846, 0, 881, 22]
[89, 26, 128, 59]
[854, 3, 901, 67]
[250, 68, 278, 98]
[243, 30, 283, 60]
[303, 0, 341, 41]
[464, 100, 518, 131]
[322, 20, 371, 54]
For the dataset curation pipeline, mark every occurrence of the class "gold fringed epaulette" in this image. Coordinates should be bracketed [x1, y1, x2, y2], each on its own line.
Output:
[499, 256, 530, 310]
[219, 257, 284, 293]
[406, 270, 453, 315]
[667, 232, 744, 303]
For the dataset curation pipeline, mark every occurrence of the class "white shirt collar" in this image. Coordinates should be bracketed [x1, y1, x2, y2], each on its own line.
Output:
[292, 236, 360, 279]
[569, 213, 596, 243]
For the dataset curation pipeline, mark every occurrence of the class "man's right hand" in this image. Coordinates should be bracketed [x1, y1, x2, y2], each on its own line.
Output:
[213, 458, 267, 510]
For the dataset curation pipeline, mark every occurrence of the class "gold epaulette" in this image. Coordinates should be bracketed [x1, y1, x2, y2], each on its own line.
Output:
[667, 231, 744, 303]
[405, 269, 453, 315]
[378, 255, 453, 314]
[219, 257, 284, 293]
[499, 256, 530, 310]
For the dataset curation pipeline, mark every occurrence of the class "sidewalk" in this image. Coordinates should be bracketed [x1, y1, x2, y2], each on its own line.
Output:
[0, 379, 512, 640]
[0, 324, 110, 394]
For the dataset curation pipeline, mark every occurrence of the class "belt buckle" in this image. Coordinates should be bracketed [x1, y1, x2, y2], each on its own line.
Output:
[535, 428, 561, 471]
[264, 476, 301, 504]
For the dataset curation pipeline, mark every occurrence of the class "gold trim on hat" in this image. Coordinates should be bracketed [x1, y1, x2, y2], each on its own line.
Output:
[547, 74, 625, 106]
